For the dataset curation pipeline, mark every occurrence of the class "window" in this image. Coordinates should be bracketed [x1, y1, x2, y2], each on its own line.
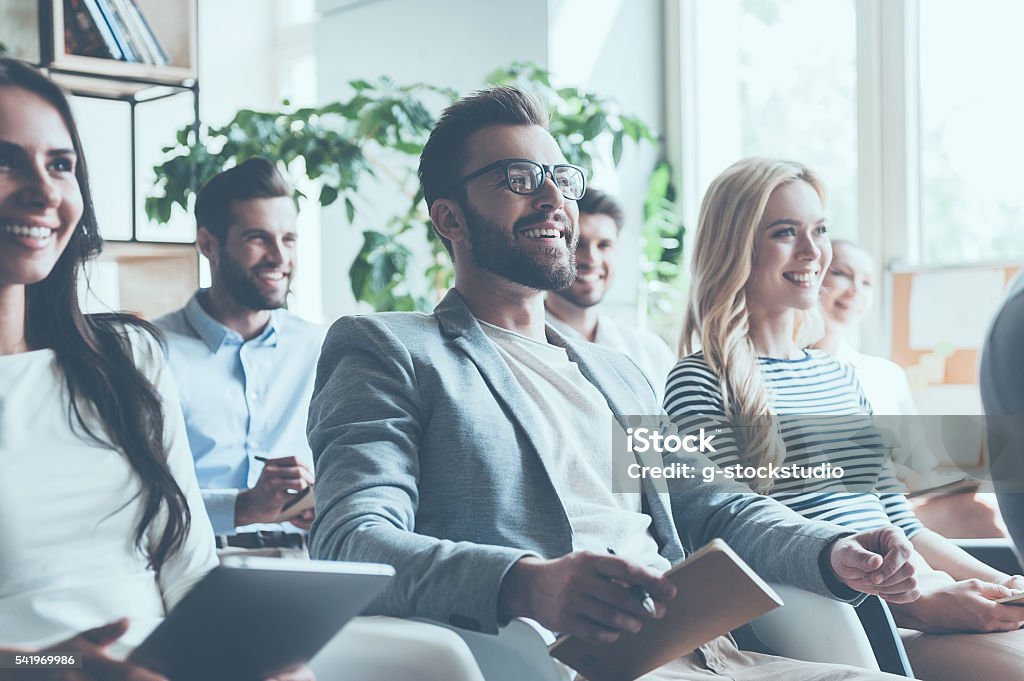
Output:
[918, 0, 1024, 264]
[673, 0, 1024, 266]
[683, 0, 858, 238]
[277, 0, 317, 25]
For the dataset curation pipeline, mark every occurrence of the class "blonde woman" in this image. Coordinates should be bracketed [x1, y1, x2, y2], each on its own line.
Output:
[814, 240, 917, 415]
[663, 157, 1024, 681]
[815, 240, 1007, 538]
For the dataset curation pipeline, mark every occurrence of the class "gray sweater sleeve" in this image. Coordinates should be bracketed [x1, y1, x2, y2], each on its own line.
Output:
[307, 316, 532, 633]
[663, 358, 860, 602]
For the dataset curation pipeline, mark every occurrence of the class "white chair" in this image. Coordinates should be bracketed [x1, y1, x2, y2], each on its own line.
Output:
[316, 587, 895, 681]
[310, 617, 487, 681]
[442, 618, 573, 681]
[749, 584, 880, 670]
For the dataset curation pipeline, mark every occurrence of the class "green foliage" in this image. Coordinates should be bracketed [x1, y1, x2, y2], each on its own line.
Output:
[486, 62, 656, 172]
[642, 163, 685, 286]
[146, 78, 453, 228]
[641, 163, 687, 343]
[145, 63, 684, 315]
[0, 41, 8, 57]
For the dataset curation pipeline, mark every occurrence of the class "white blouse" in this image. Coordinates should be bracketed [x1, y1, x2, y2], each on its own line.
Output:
[0, 328, 218, 654]
[835, 341, 918, 416]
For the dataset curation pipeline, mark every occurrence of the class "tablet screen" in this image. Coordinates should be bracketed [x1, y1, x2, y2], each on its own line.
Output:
[131, 558, 393, 680]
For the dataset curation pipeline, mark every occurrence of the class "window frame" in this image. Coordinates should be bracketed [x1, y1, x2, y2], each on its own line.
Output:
[666, 0, 926, 356]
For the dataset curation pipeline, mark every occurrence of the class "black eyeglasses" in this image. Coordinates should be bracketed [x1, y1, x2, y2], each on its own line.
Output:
[444, 158, 587, 201]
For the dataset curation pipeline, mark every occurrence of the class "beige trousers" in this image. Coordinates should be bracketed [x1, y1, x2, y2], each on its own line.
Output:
[634, 635, 905, 681]
[900, 627, 1024, 681]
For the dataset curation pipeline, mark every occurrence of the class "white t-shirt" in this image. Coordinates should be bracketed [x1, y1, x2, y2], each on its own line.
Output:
[479, 321, 671, 573]
[0, 328, 218, 653]
[546, 314, 677, 401]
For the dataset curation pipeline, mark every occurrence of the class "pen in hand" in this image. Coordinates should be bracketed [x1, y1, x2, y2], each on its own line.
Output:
[253, 455, 313, 509]
[606, 547, 657, 616]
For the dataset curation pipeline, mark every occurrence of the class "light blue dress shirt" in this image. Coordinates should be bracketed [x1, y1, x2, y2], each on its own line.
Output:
[154, 291, 325, 535]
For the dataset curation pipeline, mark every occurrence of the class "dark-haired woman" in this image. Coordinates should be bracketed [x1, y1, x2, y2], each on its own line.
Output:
[0, 58, 232, 680]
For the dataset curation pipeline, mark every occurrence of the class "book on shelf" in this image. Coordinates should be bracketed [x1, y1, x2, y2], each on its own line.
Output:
[125, 0, 171, 65]
[99, 0, 171, 66]
[94, 0, 148, 63]
[64, 0, 125, 60]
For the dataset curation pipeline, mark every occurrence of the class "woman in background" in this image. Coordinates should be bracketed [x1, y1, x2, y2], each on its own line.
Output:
[814, 240, 917, 415]
[663, 157, 1024, 681]
[815, 239, 1005, 538]
[0, 59, 310, 681]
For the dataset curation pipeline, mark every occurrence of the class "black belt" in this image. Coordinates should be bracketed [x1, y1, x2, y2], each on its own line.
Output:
[216, 531, 306, 550]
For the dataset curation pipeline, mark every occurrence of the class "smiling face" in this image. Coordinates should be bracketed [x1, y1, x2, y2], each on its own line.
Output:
[552, 211, 618, 308]
[0, 86, 83, 289]
[745, 179, 831, 317]
[821, 241, 875, 329]
[450, 124, 580, 291]
[208, 196, 298, 310]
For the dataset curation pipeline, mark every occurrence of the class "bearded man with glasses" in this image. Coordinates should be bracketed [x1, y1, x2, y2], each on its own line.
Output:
[307, 87, 918, 680]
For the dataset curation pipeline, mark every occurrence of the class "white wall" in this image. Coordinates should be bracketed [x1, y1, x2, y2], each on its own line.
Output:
[198, 0, 278, 126]
[314, 0, 549, 318]
[548, 0, 666, 321]
[195, 0, 330, 322]
[313, 0, 666, 323]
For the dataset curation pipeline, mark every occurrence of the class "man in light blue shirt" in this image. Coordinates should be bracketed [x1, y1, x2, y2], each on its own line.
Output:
[155, 158, 324, 545]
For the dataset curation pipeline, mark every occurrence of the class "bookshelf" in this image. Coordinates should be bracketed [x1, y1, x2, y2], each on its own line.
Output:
[1, 0, 202, 317]
[1, 1, 198, 92]
[46, 0, 197, 87]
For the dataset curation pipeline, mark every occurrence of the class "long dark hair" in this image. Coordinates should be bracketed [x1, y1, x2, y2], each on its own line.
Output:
[0, 58, 189, 570]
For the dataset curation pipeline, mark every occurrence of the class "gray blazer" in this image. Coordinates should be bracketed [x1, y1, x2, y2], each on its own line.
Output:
[308, 290, 851, 634]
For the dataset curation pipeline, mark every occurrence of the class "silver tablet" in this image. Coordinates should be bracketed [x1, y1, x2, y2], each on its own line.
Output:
[131, 558, 394, 680]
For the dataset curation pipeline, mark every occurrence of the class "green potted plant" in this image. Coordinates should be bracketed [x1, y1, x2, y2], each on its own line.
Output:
[145, 63, 684, 328]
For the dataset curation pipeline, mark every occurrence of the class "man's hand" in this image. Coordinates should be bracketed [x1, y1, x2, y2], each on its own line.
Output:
[235, 456, 314, 527]
[288, 509, 315, 532]
[0, 619, 169, 681]
[828, 527, 919, 603]
[890, 578, 1024, 633]
[498, 552, 676, 645]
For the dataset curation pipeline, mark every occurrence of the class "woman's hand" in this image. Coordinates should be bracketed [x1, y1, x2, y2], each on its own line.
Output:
[995, 573, 1024, 592]
[0, 620, 168, 681]
[828, 527, 919, 603]
[265, 664, 315, 681]
[889, 578, 1024, 633]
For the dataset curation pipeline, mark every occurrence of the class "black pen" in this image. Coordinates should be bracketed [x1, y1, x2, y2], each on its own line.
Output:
[606, 547, 657, 616]
[254, 455, 274, 465]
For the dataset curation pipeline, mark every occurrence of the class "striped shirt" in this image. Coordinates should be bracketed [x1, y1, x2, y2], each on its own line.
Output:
[663, 349, 923, 538]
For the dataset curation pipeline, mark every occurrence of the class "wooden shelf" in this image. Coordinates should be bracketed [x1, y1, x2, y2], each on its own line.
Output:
[49, 0, 198, 87]
[1, 0, 198, 97]
[49, 71, 192, 100]
[98, 242, 199, 320]
[1, 1, 202, 317]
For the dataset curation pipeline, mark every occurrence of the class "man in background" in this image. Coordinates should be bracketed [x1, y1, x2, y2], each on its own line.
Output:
[544, 188, 676, 397]
[309, 86, 918, 680]
[980, 271, 1024, 558]
[156, 158, 323, 553]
